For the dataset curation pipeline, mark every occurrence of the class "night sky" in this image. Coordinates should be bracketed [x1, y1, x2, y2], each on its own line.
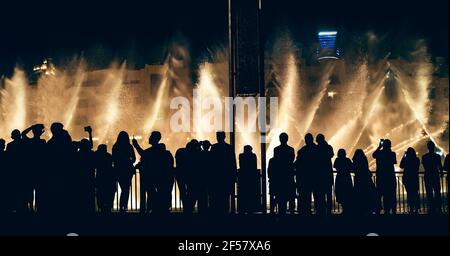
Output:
[0, 0, 448, 75]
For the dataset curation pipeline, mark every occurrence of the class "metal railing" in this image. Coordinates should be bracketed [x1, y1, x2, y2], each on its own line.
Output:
[111, 170, 448, 214]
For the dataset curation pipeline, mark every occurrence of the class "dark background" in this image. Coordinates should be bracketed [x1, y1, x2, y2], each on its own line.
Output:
[0, 0, 448, 75]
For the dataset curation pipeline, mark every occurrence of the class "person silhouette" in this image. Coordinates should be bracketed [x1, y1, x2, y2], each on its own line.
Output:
[352, 149, 380, 215]
[157, 143, 175, 214]
[132, 131, 168, 214]
[6, 129, 26, 213]
[294, 133, 318, 215]
[112, 131, 136, 213]
[238, 145, 259, 214]
[186, 139, 206, 213]
[210, 131, 237, 214]
[333, 149, 354, 214]
[273, 133, 295, 214]
[421, 141, 444, 214]
[22, 124, 46, 210]
[268, 151, 280, 214]
[46, 122, 74, 214]
[0, 138, 8, 214]
[75, 135, 96, 214]
[175, 142, 190, 213]
[200, 140, 213, 212]
[316, 134, 335, 215]
[400, 147, 420, 214]
[95, 144, 116, 213]
[21, 124, 46, 212]
[372, 139, 397, 214]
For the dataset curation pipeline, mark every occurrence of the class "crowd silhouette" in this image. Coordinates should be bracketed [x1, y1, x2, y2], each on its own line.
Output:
[0, 123, 448, 216]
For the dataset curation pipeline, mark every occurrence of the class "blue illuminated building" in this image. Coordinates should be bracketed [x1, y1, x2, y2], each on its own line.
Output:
[317, 30, 341, 61]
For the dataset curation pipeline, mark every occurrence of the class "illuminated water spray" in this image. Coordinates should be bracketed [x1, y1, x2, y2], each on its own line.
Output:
[0, 68, 27, 136]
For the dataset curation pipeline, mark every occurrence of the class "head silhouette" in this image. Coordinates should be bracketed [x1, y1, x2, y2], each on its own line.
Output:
[186, 141, 193, 150]
[316, 134, 326, 145]
[406, 147, 416, 158]
[383, 139, 392, 150]
[97, 144, 107, 154]
[216, 131, 226, 143]
[304, 133, 314, 146]
[353, 149, 366, 161]
[149, 131, 161, 146]
[244, 145, 253, 154]
[11, 129, 21, 141]
[79, 138, 90, 151]
[190, 139, 200, 149]
[116, 131, 130, 146]
[50, 122, 64, 135]
[337, 148, 346, 158]
[427, 140, 435, 153]
[279, 133, 288, 145]
[201, 140, 211, 151]
[0, 139, 5, 151]
[32, 124, 45, 138]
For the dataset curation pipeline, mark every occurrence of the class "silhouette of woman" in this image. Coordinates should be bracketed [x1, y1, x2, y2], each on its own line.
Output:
[352, 149, 380, 215]
[400, 147, 420, 214]
[334, 149, 354, 214]
[112, 131, 136, 212]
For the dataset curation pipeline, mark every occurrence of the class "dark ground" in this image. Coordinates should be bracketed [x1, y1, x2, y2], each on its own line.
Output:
[0, 213, 448, 236]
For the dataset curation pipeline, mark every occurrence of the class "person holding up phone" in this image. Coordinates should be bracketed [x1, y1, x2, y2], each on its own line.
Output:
[372, 138, 397, 214]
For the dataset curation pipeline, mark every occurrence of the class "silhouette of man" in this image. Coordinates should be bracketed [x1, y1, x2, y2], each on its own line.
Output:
[372, 139, 397, 214]
[294, 133, 318, 215]
[46, 122, 74, 214]
[0, 138, 8, 213]
[159, 143, 175, 213]
[421, 141, 444, 214]
[175, 142, 190, 213]
[268, 152, 279, 214]
[315, 134, 334, 215]
[75, 134, 96, 214]
[133, 131, 169, 214]
[21, 124, 46, 212]
[95, 144, 116, 213]
[210, 131, 237, 214]
[238, 145, 259, 214]
[185, 139, 205, 213]
[200, 140, 213, 212]
[273, 133, 295, 214]
[6, 129, 26, 213]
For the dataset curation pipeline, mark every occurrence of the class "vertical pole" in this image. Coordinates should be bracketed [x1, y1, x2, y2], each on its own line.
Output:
[228, 0, 237, 213]
[228, 0, 236, 155]
[257, 0, 267, 214]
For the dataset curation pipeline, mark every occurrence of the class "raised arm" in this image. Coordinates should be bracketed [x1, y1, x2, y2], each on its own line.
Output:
[21, 125, 33, 140]
[85, 126, 93, 150]
[132, 138, 144, 156]
[130, 144, 136, 163]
